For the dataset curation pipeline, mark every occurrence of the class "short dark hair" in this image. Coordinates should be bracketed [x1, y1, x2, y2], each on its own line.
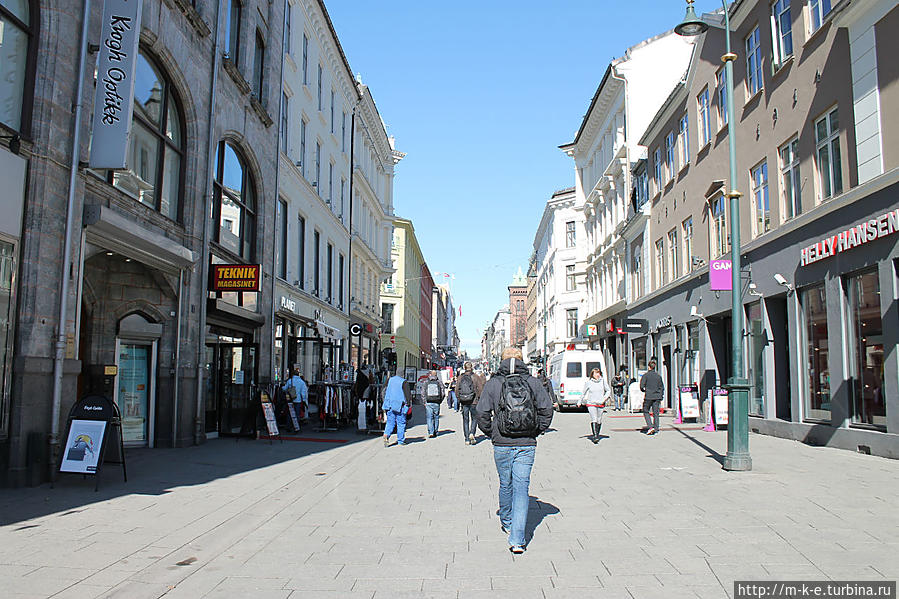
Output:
[648, 359, 657, 369]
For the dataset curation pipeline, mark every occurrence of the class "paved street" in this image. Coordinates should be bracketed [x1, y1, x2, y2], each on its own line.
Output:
[1, 407, 897, 599]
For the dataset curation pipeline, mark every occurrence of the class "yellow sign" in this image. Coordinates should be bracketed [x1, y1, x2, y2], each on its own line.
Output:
[104, 365, 118, 376]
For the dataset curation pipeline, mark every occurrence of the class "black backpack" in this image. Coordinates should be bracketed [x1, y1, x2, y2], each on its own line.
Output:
[497, 359, 539, 437]
[457, 373, 476, 403]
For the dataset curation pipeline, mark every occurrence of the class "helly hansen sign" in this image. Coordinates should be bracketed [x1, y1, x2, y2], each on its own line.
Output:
[800, 208, 899, 266]
[89, 0, 143, 169]
[210, 264, 261, 291]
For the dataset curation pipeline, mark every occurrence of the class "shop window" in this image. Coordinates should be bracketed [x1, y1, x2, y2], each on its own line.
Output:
[747, 302, 765, 416]
[213, 140, 256, 260]
[780, 137, 801, 220]
[226, 0, 241, 63]
[815, 107, 842, 202]
[750, 160, 770, 236]
[110, 51, 184, 221]
[846, 270, 886, 428]
[802, 283, 830, 421]
[632, 337, 648, 372]
[0, 0, 36, 134]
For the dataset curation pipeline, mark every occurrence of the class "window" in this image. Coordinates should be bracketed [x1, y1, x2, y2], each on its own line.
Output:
[253, 30, 265, 99]
[566, 309, 578, 339]
[632, 337, 648, 372]
[0, 240, 17, 438]
[716, 70, 728, 129]
[682, 217, 693, 272]
[655, 238, 665, 287]
[226, 0, 241, 62]
[802, 284, 829, 421]
[298, 119, 307, 178]
[313, 230, 321, 294]
[711, 195, 729, 258]
[846, 270, 886, 428]
[317, 64, 323, 111]
[329, 90, 335, 133]
[668, 228, 680, 280]
[747, 302, 765, 416]
[751, 161, 770, 235]
[698, 88, 711, 146]
[284, 4, 291, 55]
[780, 137, 801, 220]
[297, 215, 305, 289]
[566, 264, 576, 291]
[280, 93, 289, 154]
[631, 239, 643, 297]
[0, 0, 36, 132]
[213, 141, 256, 259]
[745, 26, 763, 96]
[809, 0, 832, 34]
[328, 162, 333, 204]
[327, 243, 333, 302]
[341, 111, 347, 152]
[340, 178, 346, 220]
[566, 362, 582, 378]
[815, 108, 842, 201]
[382, 303, 394, 333]
[275, 200, 287, 279]
[653, 148, 662, 192]
[314, 141, 321, 190]
[110, 51, 184, 221]
[665, 131, 675, 182]
[338, 254, 345, 307]
[301, 33, 308, 85]
[565, 221, 576, 248]
[678, 114, 690, 167]
[771, 0, 793, 66]
[635, 170, 649, 210]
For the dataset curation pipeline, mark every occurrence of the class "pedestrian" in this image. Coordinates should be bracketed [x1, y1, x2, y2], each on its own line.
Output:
[281, 367, 308, 429]
[536, 369, 555, 406]
[476, 347, 553, 554]
[382, 367, 413, 447]
[454, 361, 486, 445]
[421, 369, 444, 438]
[578, 367, 611, 444]
[611, 366, 627, 411]
[640, 359, 665, 435]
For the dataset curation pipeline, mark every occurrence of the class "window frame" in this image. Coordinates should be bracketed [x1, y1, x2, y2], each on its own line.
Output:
[771, 0, 793, 67]
[665, 131, 676, 182]
[565, 264, 576, 291]
[317, 64, 323, 111]
[226, 0, 242, 63]
[745, 25, 763, 97]
[682, 216, 693, 273]
[297, 214, 305, 289]
[779, 136, 801, 221]
[653, 148, 662, 193]
[698, 87, 711, 147]
[0, 0, 39, 136]
[253, 29, 265, 99]
[276, 199, 287, 279]
[565, 221, 576, 248]
[327, 242, 334, 302]
[801, 282, 830, 422]
[566, 308, 578, 339]
[678, 113, 690, 168]
[716, 69, 728, 129]
[844, 268, 886, 429]
[301, 33, 308, 85]
[814, 107, 842, 202]
[212, 140, 256, 261]
[313, 229, 321, 295]
[750, 160, 770, 236]
[280, 92, 289, 154]
[809, 0, 832, 34]
[668, 228, 680, 280]
[655, 238, 666, 288]
[710, 194, 729, 258]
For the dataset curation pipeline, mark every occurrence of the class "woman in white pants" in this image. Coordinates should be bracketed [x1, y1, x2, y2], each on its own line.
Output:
[579, 368, 611, 444]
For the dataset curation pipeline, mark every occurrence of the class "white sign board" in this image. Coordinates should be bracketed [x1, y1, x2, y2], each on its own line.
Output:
[89, 0, 143, 169]
[679, 386, 700, 419]
[60, 420, 107, 473]
[713, 388, 729, 425]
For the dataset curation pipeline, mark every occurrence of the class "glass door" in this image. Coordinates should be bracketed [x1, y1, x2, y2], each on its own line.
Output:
[116, 340, 155, 446]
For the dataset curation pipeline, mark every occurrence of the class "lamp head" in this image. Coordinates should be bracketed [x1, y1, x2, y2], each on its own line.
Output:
[675, 0, 709, 37]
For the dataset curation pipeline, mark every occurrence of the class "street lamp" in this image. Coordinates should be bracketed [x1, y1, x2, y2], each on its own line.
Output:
[675, 0, 751, 471]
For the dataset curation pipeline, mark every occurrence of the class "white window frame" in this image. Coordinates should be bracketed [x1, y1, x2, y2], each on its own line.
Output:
[565, 264, 576, 291]
[710, 195, 729, 258]
[665, 131, 675, 182]
[716, 70, 728, 129]
[565, 221, 576, 248]
[771, 0, 793, 67]
[779, 136, 801, 221]
[668, 228, 680, 280]
[678, 114, 690, 168]
[682, 217, 693, 273]
[750, 160, 770, 236]
[809, 0, 832, 34]
[745, 25, 763, 97]
[653, 148, 662, 194]
[655, 238, 665, 288]
[698, 88, 711, 146]
[815, 107, 842, 202]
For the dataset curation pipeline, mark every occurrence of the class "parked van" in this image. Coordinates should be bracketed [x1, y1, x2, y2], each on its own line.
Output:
[548, 350, 608, 411]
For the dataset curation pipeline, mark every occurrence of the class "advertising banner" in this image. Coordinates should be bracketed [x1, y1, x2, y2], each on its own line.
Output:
[210, 264, 261, 291]
[713, 387, 729, 425]
[89, 0, 143, 169]
[709, 260, 732, 291]
[60, 420, 108, 474]
[679, 385, 700, 419]
[261, 401, 279, 437]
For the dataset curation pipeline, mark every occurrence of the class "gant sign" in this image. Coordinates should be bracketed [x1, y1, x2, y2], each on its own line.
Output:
[800, 208, 899, 266]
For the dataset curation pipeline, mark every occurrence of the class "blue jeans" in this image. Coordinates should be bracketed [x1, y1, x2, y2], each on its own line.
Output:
[384, 410, 406, 444]
[493, 445, 535, 547]
[425, 402, 440, 435]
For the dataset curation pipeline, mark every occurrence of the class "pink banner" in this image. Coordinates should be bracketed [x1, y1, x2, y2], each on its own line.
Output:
[709, 259, 732, 291]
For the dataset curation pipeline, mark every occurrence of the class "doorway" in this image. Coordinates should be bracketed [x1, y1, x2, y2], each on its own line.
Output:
[661, 344, 672, 409]
[115, 339, 157, 447]
[204, 341, 258, 436]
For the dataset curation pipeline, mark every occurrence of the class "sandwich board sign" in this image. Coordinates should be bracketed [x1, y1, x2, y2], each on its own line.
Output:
[59, 394, 127, 490]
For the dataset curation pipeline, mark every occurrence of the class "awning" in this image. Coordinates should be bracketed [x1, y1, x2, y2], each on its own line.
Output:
[315, 320, 342, 341]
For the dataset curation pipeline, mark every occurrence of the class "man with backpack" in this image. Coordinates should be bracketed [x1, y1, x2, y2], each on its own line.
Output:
[454, 361, 485, 445]
[421, 370, 445, 438]
[476, 347, 553, 554]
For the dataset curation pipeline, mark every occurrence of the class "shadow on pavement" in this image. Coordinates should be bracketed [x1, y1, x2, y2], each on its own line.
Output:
[526, 497, 560, 545]
[672, 425, 725, 465]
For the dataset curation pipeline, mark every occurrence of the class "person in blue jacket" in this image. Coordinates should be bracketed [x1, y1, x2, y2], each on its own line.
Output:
[282, 367, 308, 425]
[382, 367, 413, 447]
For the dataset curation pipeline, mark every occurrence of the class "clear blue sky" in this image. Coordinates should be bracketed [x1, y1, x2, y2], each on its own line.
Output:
[326, 0, 723, 357]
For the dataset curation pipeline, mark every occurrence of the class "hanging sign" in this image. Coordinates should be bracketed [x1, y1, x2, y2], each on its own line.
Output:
[586, 324, 598, 336]
[622, 319, 648, 334]
[89, 0, 144, 169]
[709, 260, 732, 291]
[800, 208, 899, 266]
[210, 264, 260, 291]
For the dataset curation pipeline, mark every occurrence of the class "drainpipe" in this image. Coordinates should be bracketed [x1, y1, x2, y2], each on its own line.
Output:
[195, 0, 224, 444]
[49, 0, 91, 482]
[172, 269, 183, 446]
[346, 104, 357, 361]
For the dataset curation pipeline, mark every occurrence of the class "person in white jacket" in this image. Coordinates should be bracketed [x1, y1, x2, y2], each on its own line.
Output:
[578, 368, 611, 444]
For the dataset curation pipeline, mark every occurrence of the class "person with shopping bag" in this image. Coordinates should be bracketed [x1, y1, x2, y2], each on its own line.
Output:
[282, 367, 308, 427]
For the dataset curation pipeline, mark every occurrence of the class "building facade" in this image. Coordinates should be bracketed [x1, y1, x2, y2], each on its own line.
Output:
[381, 217, 427, 372]
[508, 267, 527, 349]
[525, 260, 538, 361]
[627, 0, 899, 458]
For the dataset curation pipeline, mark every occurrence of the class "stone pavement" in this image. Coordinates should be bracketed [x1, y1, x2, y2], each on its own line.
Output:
[1, 406, 897, 599]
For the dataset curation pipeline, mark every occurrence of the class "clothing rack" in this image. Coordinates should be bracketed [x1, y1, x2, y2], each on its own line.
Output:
[312, 381, 352, 431]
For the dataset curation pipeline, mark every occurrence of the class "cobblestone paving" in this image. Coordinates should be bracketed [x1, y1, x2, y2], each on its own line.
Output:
[1, 407, 897, 598]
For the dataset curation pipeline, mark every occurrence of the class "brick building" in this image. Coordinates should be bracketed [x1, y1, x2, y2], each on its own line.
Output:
[508, 267, 527, 349]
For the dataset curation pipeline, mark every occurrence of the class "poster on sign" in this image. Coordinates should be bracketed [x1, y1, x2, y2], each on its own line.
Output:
[60, 420, 107, 474]
[261, 401, 279, 436]
[286, 403, 300, 432]
[679, 385, 700, 419]
[713, 387, 729, 425]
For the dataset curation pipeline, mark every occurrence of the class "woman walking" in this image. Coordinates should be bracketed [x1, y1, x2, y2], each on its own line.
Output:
[578, 368, 611, 444]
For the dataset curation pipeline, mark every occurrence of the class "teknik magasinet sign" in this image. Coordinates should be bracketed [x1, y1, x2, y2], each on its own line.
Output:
[89, 0, 143, 169]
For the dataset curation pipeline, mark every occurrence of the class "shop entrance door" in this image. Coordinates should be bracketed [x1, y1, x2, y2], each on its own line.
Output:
[661, 344, 672, 409]
[115, 339, 156, 447]
[205, 342, 257, 436]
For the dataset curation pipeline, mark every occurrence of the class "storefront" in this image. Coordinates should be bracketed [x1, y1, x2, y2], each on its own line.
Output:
[349, 322, 379, 370]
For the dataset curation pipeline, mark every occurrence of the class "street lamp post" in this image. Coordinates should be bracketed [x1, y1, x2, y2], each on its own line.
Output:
[675, 0, 751, 471]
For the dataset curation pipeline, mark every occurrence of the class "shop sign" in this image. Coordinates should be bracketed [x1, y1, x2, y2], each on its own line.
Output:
[349, 323, 362, 336]
[586, 324, 598, 336]
[210, 264, 260, 291]
[317, 320, 340, 340]
[89, 0, 143, 169]
[279, 295, 298, 314]
[655, 316, 672, 330]
[622, 318, 648, 334]
[709, 259, 732, 291]
[380, 333, 396, 347]
[800, 208, 899, 266]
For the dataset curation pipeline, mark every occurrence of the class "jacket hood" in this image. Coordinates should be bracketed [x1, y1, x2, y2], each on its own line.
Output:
[497, 358, 529, 376]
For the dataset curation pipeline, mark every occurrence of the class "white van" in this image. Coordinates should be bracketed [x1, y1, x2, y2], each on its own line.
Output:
[548, 350, 608, 410]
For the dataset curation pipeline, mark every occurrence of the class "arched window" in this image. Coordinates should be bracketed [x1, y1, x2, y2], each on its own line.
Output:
[110, 50, 184, 221]
[0, 0, 37, 134]
[213, 141, 256, 260]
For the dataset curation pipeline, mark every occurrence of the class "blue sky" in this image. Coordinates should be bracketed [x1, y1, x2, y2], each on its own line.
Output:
[326, 1, 723, 356]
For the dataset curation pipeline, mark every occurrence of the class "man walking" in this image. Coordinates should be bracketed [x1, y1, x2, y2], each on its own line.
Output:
[477, 347, 553, 554]
[611, 366, 627, 411]
[421, 369, 444, 438]
[454, 361, 485, 445]
[640, 359, 665, 435]
[382, 367, 412, 447]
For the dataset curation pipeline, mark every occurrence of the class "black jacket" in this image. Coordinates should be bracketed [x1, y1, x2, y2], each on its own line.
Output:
[640, 369, 664, 401]
[476, 358, 554, 446]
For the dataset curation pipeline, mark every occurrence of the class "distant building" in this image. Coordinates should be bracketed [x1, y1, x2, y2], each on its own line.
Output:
[508, 267, 528, 349]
